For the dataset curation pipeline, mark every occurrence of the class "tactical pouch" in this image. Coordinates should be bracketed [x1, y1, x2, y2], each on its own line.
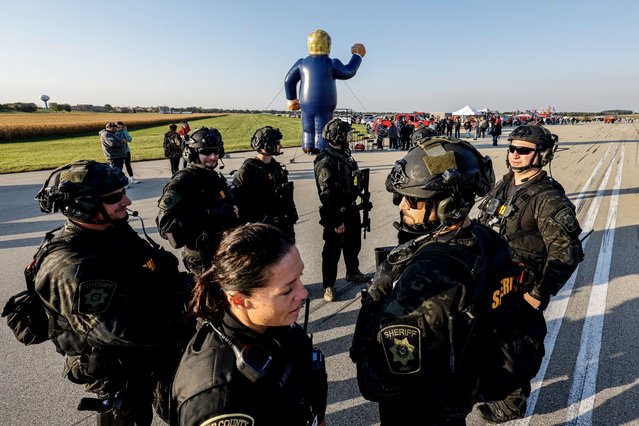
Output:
[480, 301, 546, 401]
[1, 289, 50, 345]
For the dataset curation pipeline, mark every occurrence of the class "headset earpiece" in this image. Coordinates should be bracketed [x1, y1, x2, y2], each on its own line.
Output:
[436, 196, 470, 226]
[538, 144, 556, 166]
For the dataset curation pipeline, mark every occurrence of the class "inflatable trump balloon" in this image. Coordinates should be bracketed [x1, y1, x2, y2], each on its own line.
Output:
[284, 29, 366, 153]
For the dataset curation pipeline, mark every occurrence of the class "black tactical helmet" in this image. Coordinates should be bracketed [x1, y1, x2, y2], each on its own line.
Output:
[251, 126, 283, 155]
[185, 126, 225, 162]
[507, 124, 558, 167]
[322, 118, 352, 147]
[410, 126, 437, 145]
[386, 137, 494, 225]
[36, 160, 129, 223]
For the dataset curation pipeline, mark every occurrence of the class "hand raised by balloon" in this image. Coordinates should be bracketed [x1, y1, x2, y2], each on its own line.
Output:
[287, 99, 301, 111]
[351, 43, 366, 57]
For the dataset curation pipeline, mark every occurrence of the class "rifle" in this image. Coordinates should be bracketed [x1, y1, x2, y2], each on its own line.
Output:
[357, 168, 373, 239]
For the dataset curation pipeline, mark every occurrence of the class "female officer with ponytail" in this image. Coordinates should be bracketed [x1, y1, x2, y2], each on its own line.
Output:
[171, 223, 327, 426]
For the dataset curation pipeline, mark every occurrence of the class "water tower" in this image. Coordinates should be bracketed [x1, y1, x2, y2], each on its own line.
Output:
[40, 95, 50, 109]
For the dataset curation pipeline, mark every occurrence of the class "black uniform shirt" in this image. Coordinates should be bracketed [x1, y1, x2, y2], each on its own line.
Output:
[232, 157, 289, 224]
[172, 313, 323, 426]
[313, 146, 360, 228]
[156, 164, 238, 275]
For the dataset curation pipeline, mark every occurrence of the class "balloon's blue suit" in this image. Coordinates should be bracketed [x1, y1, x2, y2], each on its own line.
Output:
[284, 55, 362, 151]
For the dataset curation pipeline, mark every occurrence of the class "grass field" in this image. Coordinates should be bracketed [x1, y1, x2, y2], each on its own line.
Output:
[0, 113, 370, 173]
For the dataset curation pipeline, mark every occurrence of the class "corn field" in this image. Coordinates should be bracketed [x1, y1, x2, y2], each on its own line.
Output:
[0, 112, 219, 141]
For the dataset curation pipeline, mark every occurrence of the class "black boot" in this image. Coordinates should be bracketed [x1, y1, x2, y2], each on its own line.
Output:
[477, 401, 524, 423]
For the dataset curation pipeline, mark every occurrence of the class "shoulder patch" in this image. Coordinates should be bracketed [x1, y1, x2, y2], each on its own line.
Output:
[380, 323, 422, 374]
[552, 207, 579, 233]
[200, 413, 255, 426]
[158, 189, 182, 210]
[318, 168, 331, 183]
[77, 280, 117, 314]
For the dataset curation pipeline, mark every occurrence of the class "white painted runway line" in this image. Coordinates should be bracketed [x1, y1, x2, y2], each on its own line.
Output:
[565, 145, 624, 426]
[517, 145, 617, 424]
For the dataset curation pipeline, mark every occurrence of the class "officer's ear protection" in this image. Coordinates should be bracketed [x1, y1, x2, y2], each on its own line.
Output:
[205, 321, 273, 383]
[423, 168, 473, 226]
[537, 137, 558, 166]
[184, 146, 198, 164]
[36, 162, 102, 222]
[436, 196, 471, 226]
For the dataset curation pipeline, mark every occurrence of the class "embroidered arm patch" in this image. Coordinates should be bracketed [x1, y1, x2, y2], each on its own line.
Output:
[158, 189, 183, 210]
[77, 280, 117, 314]
[200, 413, 255, 426]
[552, 207, 579, 233]
[380, 323, 422, 374]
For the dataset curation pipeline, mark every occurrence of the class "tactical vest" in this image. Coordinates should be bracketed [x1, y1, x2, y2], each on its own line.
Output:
[478, 174, 566, 267]
[316, 148, 361, 200]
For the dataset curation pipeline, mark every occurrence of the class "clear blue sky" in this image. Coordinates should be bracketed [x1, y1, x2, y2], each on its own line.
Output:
[2, 0, 637, 113]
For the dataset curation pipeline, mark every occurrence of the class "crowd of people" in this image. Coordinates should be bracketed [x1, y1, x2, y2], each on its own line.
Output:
[371, 114, 512, 151]
[4, 119, 584, 425]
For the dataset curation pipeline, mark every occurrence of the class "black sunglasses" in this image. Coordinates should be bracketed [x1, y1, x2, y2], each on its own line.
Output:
[197, 147, 220, 156]
[404, 195, 425, 209]
[508, 145, 536, 155]
[100, 188, 126, 204]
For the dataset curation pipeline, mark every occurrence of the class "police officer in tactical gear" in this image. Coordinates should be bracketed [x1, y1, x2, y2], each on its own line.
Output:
[350, 137, 543, 425]
[171, 223, 328, 426]
[157, 126, 239, 277]
[32, 160, 185, 425]
[476, 124, 583, 422]
[232, 126, 298, 240]
[314, 118, 369, 302]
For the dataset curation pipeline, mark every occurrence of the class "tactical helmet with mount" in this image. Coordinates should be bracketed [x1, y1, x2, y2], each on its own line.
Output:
[184, 126, 224, 163]
[251, 126, 283, 155]
[507, 124, 558, 168]
[36, 160, 129, 223]
[386, 137, 495, 227]
[410, 126, 437, 145]
[322, 118, 352, 147]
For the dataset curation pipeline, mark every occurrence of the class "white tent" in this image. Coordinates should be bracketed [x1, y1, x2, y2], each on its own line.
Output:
[451, 105, 481, 116]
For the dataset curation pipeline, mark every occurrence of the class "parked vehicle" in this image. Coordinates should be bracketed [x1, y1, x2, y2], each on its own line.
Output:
[395, 112, 430, 128]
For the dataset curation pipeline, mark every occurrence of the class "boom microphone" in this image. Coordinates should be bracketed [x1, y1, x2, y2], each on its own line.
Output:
[126, 208, 160, 249]
[219, 158, 225, 169]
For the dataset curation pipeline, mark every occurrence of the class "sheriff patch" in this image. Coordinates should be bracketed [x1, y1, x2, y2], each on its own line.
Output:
[200, 413, 255, 426]
[158, 189, 182, 210]
[77, 280, 116, 314]
[380, 324, 421, 374]
[318, 168, 331, 183]
[552, 207, 579, 233]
